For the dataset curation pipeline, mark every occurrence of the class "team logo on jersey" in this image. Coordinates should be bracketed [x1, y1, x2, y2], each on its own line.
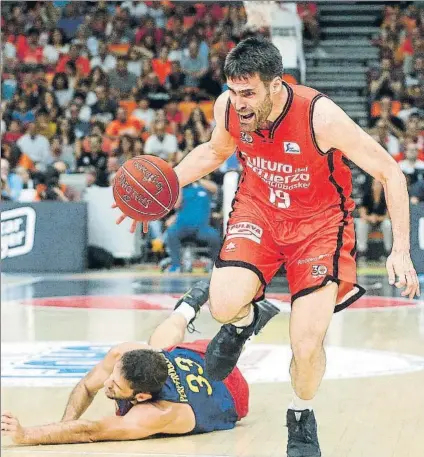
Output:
[225, 242, 237, 252]
[240, 132, 253, 144]
[311, 265, 328, 276]
[283, 142, 301, 154]
[227, 222, 263, 244]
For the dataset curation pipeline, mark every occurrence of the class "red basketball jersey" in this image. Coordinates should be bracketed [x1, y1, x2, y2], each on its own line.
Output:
[225, 83, 355, 221]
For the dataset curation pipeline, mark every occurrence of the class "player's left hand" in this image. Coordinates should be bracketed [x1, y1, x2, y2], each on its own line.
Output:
[111, 203, 149, 234]
[1, 411, 25, 444]
[386, 250, 420, 299]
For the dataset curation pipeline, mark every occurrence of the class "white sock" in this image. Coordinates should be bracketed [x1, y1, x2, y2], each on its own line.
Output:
[173, 302, 196, 325]
[232, 304, 254, 328]
[289, 392, 313, 411]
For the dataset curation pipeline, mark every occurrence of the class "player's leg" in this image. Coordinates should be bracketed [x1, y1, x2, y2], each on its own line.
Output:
[149, 281, 210, 349]
[205, 215, 282, 380]
[289, 282, 338, 399]
[284, 216, 365, 457]
[381, 218, 393, 254]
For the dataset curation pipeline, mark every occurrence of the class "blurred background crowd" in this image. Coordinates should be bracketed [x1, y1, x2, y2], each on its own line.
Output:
[1, 1, 424, 271]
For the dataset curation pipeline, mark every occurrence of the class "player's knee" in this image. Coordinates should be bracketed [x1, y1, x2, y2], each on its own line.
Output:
[292, 338, 324, 363]
[209, 293, 242, 323]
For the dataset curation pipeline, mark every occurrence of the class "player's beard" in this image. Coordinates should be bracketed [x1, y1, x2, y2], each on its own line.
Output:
[239, 93, 273, 132]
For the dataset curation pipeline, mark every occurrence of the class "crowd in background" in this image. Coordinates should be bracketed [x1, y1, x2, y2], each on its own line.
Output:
[1, 1, 424, 266]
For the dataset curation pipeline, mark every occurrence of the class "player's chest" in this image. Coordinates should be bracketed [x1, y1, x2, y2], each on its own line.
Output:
[236, 130, 313, 167]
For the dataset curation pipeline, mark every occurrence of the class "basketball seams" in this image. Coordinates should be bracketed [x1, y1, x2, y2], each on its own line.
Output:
[138, 157, 177, 206]
[121, 166, 172, 212]
[113, 184, 168, 217]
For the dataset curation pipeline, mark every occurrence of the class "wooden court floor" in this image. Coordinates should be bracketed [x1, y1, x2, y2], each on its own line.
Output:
[1, 271, 424, 457]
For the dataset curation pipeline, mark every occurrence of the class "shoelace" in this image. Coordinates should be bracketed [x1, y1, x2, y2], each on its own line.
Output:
[285, 419, 314, 444]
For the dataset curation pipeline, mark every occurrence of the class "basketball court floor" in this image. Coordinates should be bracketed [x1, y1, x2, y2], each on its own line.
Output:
[2, 269, 424, 457]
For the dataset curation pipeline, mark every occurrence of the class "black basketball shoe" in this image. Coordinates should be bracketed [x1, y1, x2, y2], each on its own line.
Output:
[286, 409, 321, 457]
[205, 298, 280, 380]
[174, 281, 209, 332]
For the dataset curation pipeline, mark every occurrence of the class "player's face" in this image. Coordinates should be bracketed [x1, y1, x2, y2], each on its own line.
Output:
[103, 363, 135, 401]
[227, 74, 273, 132]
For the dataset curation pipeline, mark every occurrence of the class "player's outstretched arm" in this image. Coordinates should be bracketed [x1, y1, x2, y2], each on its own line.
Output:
[173, 91, 237, 188]
[313, 96, 420, 299]
[61, 343, 148, 421]
[2, 402, 180, 444]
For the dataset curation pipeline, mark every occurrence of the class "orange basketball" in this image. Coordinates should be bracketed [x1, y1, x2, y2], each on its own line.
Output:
[113, 155, 179, 222]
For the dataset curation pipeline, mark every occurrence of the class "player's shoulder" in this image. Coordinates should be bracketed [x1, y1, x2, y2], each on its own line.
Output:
[290, 83, 321, 101]
[214, 90, 230, 112]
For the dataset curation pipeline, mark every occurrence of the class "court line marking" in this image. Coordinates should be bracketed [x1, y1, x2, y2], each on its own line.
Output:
[2, 450, 228, 457]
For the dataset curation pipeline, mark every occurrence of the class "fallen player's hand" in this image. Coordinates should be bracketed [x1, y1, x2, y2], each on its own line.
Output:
[386, 250, 420, 299]
[1, 411, 25, 444]
[111, 203, 148, 234]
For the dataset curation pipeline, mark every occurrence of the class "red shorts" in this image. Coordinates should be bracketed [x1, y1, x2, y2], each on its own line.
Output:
[166, 340, 249, 420]
[217, 199, 365, 311]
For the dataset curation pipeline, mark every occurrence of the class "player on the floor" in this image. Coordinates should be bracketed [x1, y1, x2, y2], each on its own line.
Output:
[114, 36, 420, 457]
[1, 282, 278, 445]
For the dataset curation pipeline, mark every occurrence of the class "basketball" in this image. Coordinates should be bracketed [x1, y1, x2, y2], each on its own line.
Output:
[113, 155, 179, 222]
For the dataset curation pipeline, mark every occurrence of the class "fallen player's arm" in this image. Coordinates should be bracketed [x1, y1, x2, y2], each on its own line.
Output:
[3, 404, 172, 445]
[174, 91, 236, 187]
[61, 342, 148, 421]
[313, 96, 409, 253]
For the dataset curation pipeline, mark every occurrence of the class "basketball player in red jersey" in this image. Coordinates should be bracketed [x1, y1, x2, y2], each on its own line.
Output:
[116, 37, 420, 456]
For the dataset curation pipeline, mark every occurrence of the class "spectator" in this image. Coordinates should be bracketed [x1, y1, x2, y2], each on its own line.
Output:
[35, 111, 57, 140]
[11, 98, 35, 125]
[165, 99, 183, 133]
[355, 178, 392, 259]
[177, 127, 199, 162]
[144, 120, 178, 164]
[127, 46, 143, 77]
[18, 28, 43, 65]
[198, 55, 224, 99]
[76, 134, 108, 180]
[114, 135, 135, 166]
[108, 57, 138, 98]
[2, 119, 24, 144]
[180, 40, 208, 87]
[40, 91, 61, 117]
[405, 55, 424, 88]
[17, 123, 52, 170]
[165, 61, 187, 97]
[67, 103, 90, 138]
[373, 119, 400, 157]
[137, 73, 170, 110]
[131, 97, 155, 131]
[1, 158, 23, 201]
[1, 142, 34, 171]
[399, 142, 424, 186]
[152, 46, 172, 85]
[56, 43, 91, 76]
[106, 156, 120, 186]
[370, 95, 405, 135]
[164, 179, 221, 273]
[90, 41, 117, 72]
[185, 107, 212, 143]
[90, 86, 118, 125]
[50, 135, 75, 171]
[51, 72, 74, 108]
[105, 107, 144, 141]
[88, 67, 109, 92]
[43, 28, 69, 64]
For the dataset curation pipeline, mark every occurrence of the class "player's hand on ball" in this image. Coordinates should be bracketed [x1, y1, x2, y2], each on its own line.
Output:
[386, 250, 420, 299]
[112, 203, 148, 234]
[1, 411, 25, 444]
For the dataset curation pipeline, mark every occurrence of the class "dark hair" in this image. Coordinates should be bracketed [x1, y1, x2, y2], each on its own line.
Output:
[120, 350, 168, 395]
[224, 36, 284, 83]
[52, 72, 69, 90]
